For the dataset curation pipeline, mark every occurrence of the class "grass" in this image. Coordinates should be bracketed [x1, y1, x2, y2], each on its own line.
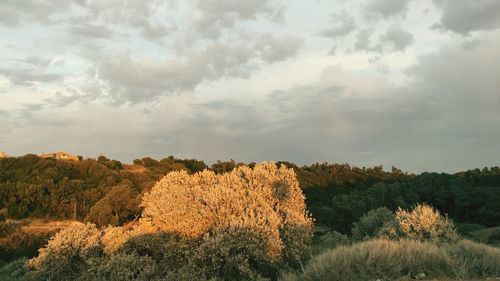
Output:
[281, 239, 500, 281]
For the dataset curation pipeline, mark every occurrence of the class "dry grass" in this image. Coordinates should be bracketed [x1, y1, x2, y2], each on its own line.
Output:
[17, 220, 82, 236]
[281, 239, 500, 281]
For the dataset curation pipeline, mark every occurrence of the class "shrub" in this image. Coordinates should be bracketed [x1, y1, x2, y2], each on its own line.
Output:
[27, 223, 103, 280]
[119, 232, 195, 273]
[191, 228, 279, 280]
[101, 226, 132, 255]
[0, 258, 29, 281]
[312, 231, 350, 255]
[351, 207, 394, 241]
[380, 203, 460, 243]
[140, 161, 313, 272]
[81, 253, 156, 281]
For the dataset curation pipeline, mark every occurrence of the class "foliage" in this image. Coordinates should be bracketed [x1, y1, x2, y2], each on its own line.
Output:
[27, 223, 103, 280]
[351, 207, 394, 241]
[0, 154, 199, 221]
[0, 258, 29, 281]
[312, 231, 350, 255]
[141, 162, 313, 259]
[82, 253, 156, 281]
[140, 162, 313, 277]
[380, 203, 460, 243]
[85, 185, 139, 227]
[20, 162, 313, 281]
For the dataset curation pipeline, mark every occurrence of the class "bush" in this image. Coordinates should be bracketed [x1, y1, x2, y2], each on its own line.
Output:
[0, 258, 29, 281]
[379, 203, 460, 243]
[312, 230, 350, 255]
[27, 223, 103, 280]
[140, 162, 313, 272]
[351, 207, 394, 241]
[81, 253, 156, 281]
[191, 228, 279, 280]
[119, 232, 195, 273]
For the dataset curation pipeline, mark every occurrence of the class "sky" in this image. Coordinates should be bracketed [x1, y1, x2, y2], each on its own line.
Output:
[1, 0, 500, 173]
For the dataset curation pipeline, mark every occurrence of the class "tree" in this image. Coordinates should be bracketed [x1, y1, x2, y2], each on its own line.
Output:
[85, 185, 139, 227]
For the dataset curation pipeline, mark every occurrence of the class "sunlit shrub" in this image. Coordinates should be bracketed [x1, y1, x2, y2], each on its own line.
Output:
[140, 162, 313, 267]
[380, 203, 459, 243]
[101, 226, 131, 255]
[27, 223, 102, 279]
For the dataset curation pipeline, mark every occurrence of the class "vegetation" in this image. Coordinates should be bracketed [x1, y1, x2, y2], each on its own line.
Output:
[0, 154, 499, 280]
[4, 162, 312, 281]
[282, 238, 500, 281]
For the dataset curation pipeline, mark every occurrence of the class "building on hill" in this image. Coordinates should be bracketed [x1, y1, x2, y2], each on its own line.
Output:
[0, 151, 8, 158]
[40, 151, 79, 161]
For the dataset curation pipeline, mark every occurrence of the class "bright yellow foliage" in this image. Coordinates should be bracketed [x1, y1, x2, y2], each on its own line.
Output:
[394, 203, 459, 242]
[140, 161, 313, 259]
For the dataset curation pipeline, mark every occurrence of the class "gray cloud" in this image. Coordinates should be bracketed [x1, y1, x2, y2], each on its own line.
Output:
[95, 33, 301, 103]
[365, 0, 412, 19]
[67, 23, 114, 39]
[432, 0, 500, 34]
[256, 34, 303, 63]
[0, 68, 62, 86]
[154, 32, 500, 172]
[320, 11, 357, 38]
[0, 0, 77, 26]
[97, 54, 204, 103]
[23, 56, 53, 67]
[379, 27, 414, 51]
[3, 29, 500, 172]
[354, 30, 374, 51]
[190, 0, 284, 38]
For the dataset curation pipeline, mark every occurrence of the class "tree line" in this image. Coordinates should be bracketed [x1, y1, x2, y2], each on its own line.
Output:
[0, 154, 499, 233]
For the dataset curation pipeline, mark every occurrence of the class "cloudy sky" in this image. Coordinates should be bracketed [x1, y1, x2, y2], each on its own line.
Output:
[1, 0, 499, 173]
